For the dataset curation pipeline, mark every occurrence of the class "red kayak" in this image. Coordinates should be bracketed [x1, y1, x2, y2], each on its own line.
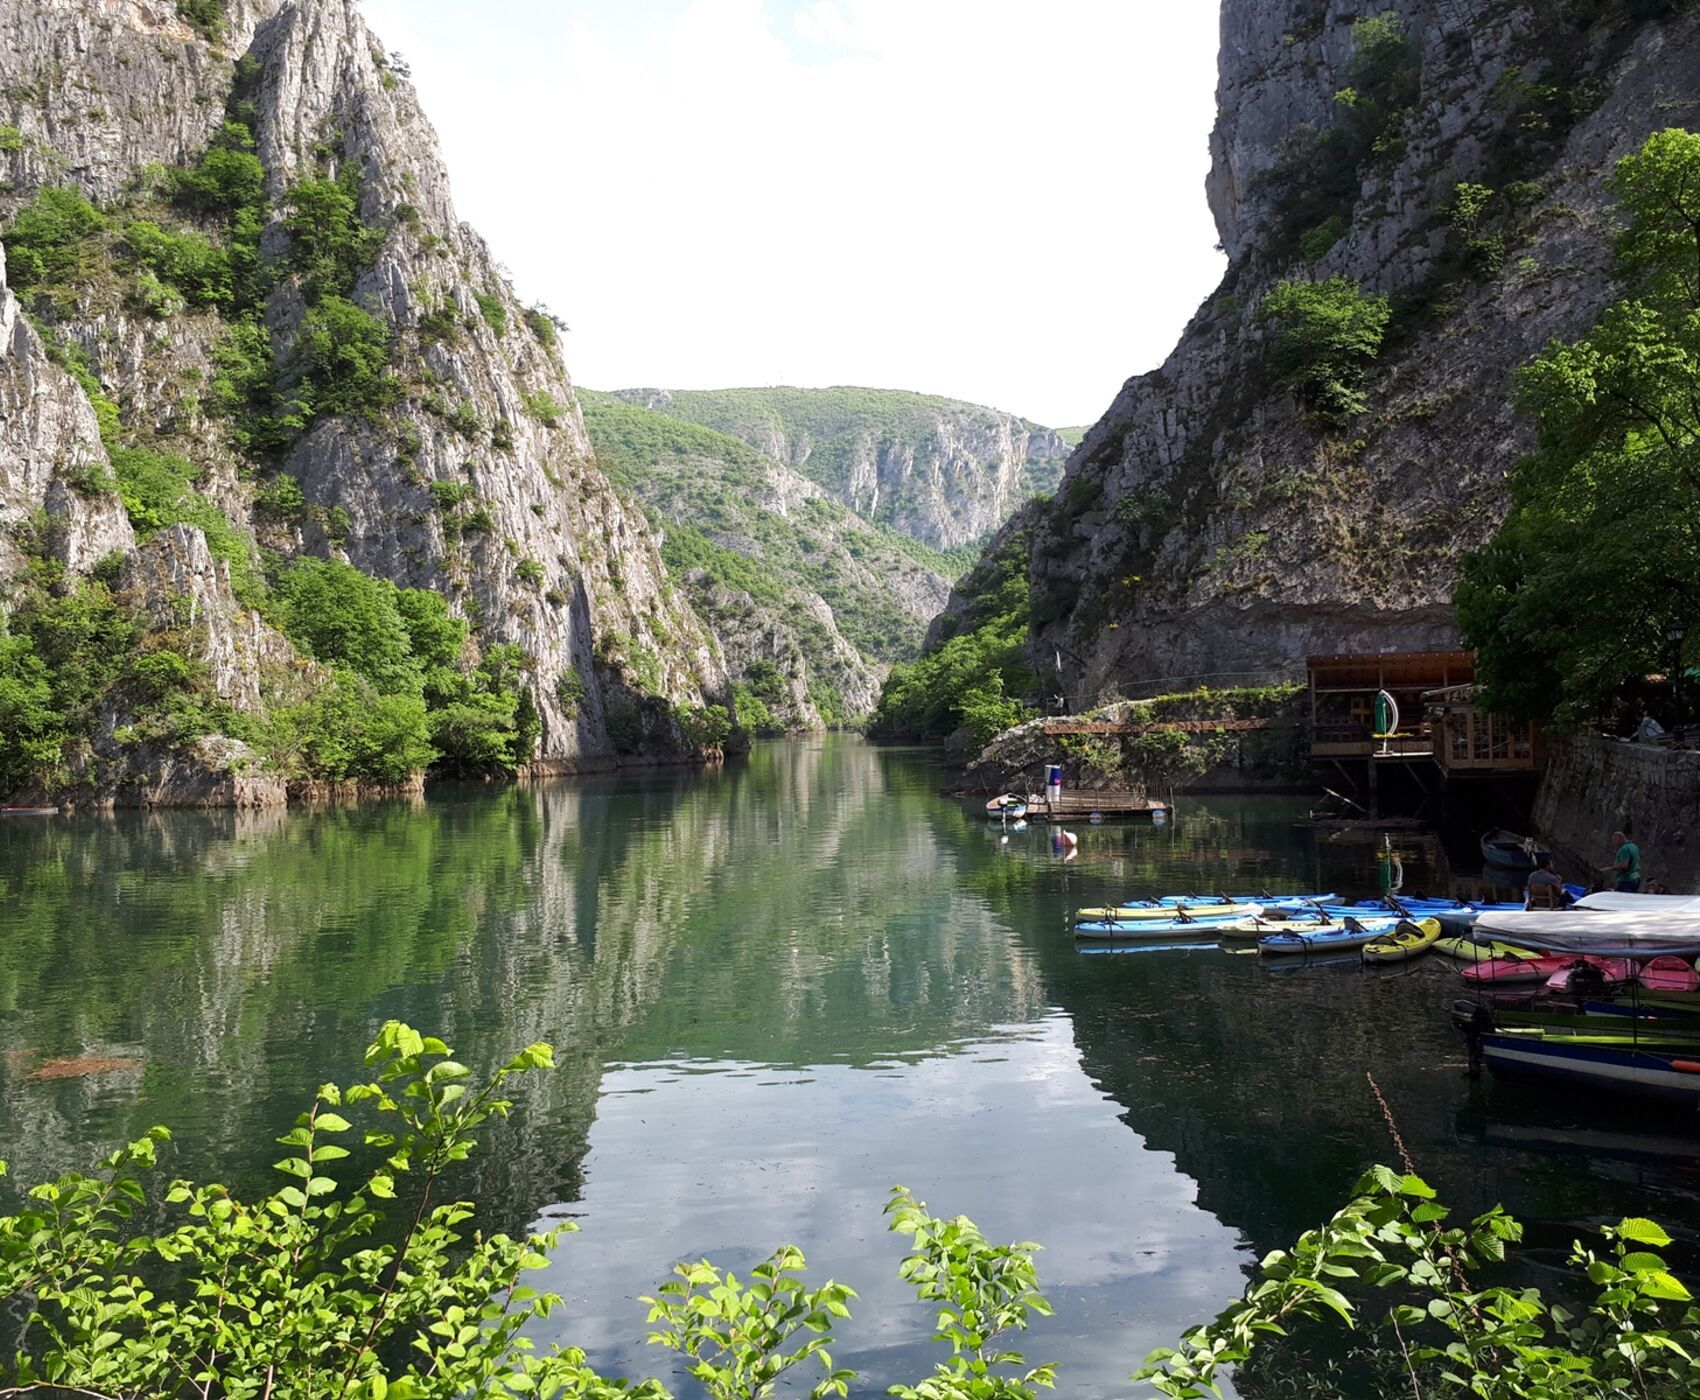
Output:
[1460, 955, 1574, 987]
[1545, 957, 1635, 993]
[1638, 955, 1700, 994]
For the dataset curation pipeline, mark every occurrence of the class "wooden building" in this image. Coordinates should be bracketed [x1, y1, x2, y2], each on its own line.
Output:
[1307, 651, 1539, 781]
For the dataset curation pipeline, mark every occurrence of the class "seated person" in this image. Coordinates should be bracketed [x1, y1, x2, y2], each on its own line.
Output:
[1525, 855, 1566, 909]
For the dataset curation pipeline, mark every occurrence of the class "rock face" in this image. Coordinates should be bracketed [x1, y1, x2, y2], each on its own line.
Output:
[614, 386, 1071, 551]
[0, 0, 725, 791]
[1536, 737, 1700, 888]
[0, 245, 134, 578]
[1022, 1, 1700, 705]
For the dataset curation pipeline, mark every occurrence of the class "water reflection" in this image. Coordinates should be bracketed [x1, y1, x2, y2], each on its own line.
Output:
[4, 743, 1700, 1396]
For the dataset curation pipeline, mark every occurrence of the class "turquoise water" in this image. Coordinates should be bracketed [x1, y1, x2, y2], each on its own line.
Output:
[0, 737, 1694, 1394]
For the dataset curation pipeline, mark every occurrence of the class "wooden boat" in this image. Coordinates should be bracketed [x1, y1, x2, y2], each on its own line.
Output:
[1361, 919, 1441, 963]
[1, 806, 58, 816]
[1640, 955, 1700, 994]
[1433, 936, 1537, 963]
[1481, 827, 1551, 870]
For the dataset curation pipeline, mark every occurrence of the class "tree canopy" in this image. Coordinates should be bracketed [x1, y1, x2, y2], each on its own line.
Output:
[1457, 127, 1700, 727]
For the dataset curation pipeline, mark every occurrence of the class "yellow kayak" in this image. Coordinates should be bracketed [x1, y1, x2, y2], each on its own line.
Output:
[1362, 918, 1442, 963]
[1073, 900, 1259, 922]
[1432, 935, 1537, 963]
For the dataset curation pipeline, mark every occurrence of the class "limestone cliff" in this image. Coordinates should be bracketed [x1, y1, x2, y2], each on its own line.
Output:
[613, 386, 1070, 552]
[0, 0, 724, 796]
[1024, 0, 1700, 704]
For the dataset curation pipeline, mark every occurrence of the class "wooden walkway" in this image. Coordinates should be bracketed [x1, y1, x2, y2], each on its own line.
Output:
[1018, 790, 1167, 821]
[1042, 718, 1272, 736]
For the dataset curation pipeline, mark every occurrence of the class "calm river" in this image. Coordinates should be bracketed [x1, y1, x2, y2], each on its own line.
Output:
[1, 737, 1696, 1395]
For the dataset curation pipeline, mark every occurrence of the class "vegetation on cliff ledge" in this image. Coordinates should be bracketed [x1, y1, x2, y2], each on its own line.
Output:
[1459, 127, 1700, 727]
[870, 515, 1039, 748]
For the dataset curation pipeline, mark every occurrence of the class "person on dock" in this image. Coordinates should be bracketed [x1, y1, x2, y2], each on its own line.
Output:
[1601, 830, 1642, 892]
[1524, 854, 1565, 908]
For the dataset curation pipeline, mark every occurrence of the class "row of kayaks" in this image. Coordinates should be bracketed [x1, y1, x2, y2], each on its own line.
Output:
[1070, 890, 1535, 960]
[1073, 891, 1541, 933]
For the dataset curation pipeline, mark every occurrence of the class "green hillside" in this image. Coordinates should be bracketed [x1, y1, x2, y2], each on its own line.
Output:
[611, 386, 1071, 547]
[580, 391, 956, 731]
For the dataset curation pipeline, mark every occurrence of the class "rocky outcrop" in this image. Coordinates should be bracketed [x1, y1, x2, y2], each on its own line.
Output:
[1024, 1, 1700, 704]
[614, 386, 1071, 551]
[121, 523, 300, 714]
[0, 0, 727, 793]
[0, 245, 133, 577]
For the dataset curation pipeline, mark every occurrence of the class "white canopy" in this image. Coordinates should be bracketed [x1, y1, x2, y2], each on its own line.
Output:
[1574, 892, 1700, 914]
[1474, 903, 1700, 956]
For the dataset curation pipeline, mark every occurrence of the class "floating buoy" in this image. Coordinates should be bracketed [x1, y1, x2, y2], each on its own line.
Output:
[1060, 829, 1078, 847]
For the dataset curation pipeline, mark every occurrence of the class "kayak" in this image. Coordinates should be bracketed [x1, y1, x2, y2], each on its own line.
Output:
[1215, 912, 1346, 941]
[1362, 919, 1441, 963]
[1433, 936, 1538, 963]
[1459, 955, 1575, 987]
[1160, 891, 1337, 905]
[1073, 900, 1261, 922]
[1547, 957, 1636, 994]
[1074, 915, 1242, 940]
[1640, 955, 1700, 994]
[1259, 916, 1433, 958]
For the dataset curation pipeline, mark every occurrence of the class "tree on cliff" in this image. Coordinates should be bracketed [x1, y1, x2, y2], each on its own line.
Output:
[1458, 127, 1700, 727]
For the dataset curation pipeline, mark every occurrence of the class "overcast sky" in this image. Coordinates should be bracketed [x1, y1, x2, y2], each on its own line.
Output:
[359, 0, 1225, 428]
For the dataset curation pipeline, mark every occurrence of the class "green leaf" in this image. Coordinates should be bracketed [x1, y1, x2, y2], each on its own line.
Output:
[1616, 1218, 1673, 1247]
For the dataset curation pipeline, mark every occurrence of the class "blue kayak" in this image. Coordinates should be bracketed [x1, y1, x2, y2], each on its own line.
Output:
[1101, 892, 1338, 910]
[1269, 896, 1468, 915]
[1257, 917, 1404, 956]
[1075, 911, 1256, 940]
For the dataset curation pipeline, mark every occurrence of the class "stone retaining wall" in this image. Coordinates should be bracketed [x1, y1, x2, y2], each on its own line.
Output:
[1534, 737, 1700, 888]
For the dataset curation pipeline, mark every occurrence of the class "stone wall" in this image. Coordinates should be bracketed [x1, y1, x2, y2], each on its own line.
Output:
[1534, 737, 1700, 890]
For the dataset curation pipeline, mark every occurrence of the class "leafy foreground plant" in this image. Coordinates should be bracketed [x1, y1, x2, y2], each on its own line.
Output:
[1136, 1166, 1700, 1399]
[6, 1031, 1694, 1399]
[0, 1024, 1055, 1399]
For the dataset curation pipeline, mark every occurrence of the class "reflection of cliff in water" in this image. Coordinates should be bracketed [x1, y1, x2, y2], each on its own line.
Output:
[0, 740, 1048, 1235]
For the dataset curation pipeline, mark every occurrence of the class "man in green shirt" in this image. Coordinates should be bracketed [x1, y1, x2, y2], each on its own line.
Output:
[1602, 829, 1642, 892]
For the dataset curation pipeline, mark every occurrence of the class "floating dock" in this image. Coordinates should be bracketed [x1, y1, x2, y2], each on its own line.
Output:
[1019, 790, 1167, 822]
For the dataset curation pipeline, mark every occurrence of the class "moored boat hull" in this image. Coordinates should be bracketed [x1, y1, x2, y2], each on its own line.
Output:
[1480, 1035, 1700, 1103]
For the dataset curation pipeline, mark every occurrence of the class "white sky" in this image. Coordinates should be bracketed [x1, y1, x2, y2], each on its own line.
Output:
[358, 0, 1225, 428]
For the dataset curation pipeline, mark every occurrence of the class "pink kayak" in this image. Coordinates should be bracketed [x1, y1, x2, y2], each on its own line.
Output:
[1638, 955, 1700, 993]
[1460, 955, 1574, 986]
[1545, 957, 1635, 993]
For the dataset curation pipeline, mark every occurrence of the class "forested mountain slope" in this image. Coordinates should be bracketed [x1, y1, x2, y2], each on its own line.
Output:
[612, 385, 1072, 551]
[581, 390, 954, 730]
[0, 0, 725, 803]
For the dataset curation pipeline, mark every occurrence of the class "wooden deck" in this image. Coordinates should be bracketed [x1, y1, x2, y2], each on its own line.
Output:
[1018, 790, 1167, 821]
[1042, 719, 1271, 737]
